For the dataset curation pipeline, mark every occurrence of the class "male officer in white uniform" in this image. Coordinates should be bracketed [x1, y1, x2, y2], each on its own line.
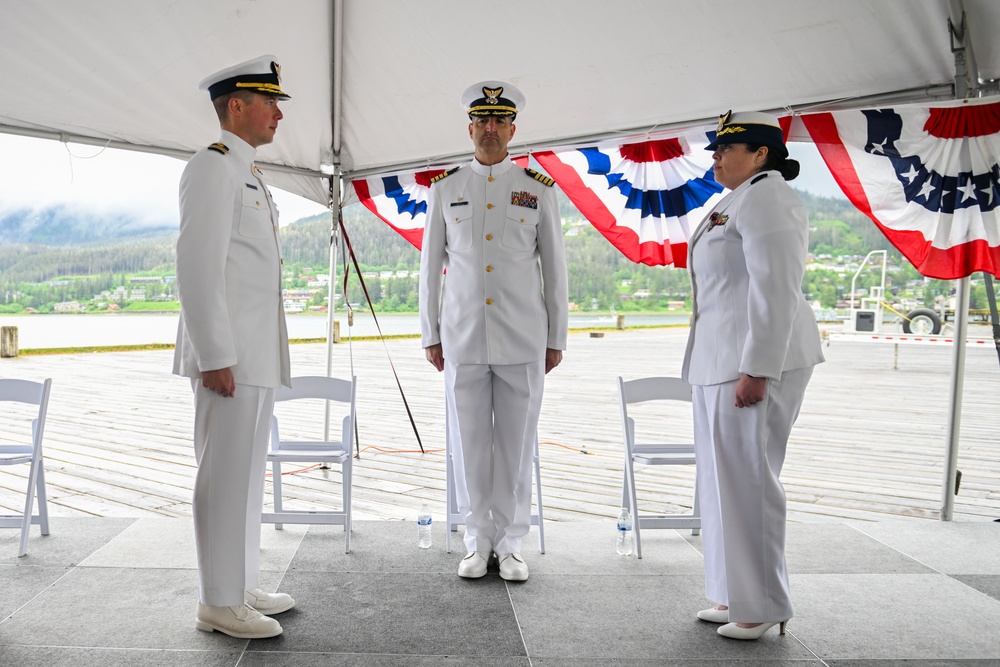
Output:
[174, 54, 294, 639]
[419, 81, 568, 581]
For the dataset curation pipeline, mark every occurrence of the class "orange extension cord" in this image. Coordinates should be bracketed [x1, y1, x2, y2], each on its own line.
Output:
[264, 440, 594, 478]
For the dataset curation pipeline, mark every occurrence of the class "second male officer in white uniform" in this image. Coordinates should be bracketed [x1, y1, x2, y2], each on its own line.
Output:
[419, 81, 568, 581]
[174, 55, 294, 639]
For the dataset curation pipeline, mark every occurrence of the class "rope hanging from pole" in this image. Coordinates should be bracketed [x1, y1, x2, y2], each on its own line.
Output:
[983, 272, 1000, 369]
[338, 209, 425, 454]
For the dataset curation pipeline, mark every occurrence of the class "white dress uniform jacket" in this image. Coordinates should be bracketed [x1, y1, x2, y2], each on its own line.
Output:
[419, 157, 568, 362]
[681, 172, 824, 384]
[173, 130, 291, 389]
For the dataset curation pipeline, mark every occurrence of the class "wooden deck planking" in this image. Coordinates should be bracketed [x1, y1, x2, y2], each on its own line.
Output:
[0, 326, 998, 523]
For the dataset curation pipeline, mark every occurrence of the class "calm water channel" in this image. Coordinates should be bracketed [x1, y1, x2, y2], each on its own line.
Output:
[1, 312, 689, 349]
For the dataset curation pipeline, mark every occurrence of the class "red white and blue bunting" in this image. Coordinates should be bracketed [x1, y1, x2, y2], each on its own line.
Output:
[350, 141, 720, 267]
[803, 99, 1000, 279]
[534, 133, 723, 267]
[352, 167, 449, 250]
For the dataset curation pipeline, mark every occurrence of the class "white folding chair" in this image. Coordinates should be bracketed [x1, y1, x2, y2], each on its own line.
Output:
[261, 375, 356, 553]
[617, 376, 700, 559]
[444, 409, 546, 554]
[0, 378, 53, 557]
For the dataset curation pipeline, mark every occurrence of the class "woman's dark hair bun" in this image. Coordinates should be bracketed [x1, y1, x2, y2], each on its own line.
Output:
[777, 157, 800, 181]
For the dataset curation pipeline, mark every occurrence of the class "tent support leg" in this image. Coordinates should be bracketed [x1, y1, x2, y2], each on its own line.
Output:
[940, 276, 970, 521]
[324, 172, 342, 441]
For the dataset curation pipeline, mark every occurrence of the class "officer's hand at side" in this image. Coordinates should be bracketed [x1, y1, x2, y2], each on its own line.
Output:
[202, 367, 236, 397]
[734, 373, 767, 408]
[545, 348, 563, 374]
[425, 344, 445, 372]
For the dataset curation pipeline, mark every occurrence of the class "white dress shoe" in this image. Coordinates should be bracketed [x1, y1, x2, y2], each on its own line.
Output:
[717, 620, 787, 640]
[497, 553, 528, 581]
[245, 588, 296, 615]
[458, 551, 490, 578]
[696, 607, 729, 623]
[195, 602, 282, 639]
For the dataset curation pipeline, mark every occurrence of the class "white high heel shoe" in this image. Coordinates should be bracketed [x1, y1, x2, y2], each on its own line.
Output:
[696, 607, 729, 623]
[717, 620, 787, 640]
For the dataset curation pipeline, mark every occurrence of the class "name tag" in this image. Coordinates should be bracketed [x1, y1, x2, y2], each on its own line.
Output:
[245, 183, 259, 190]
[450, 201, 469, 207]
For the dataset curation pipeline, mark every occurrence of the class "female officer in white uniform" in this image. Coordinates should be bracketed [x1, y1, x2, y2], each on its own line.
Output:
[681, 111, 824, 641]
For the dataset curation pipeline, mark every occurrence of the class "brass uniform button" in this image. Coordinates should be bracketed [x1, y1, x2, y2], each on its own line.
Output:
[454, 217, 459, 221]
[485, 234, 493, 241]
[520, 218, 525, 223]
[485, 298, 493, 305]
[488, 176, 494, 182]
[487, 203, 494, 209]
[486, 265, 493, 272]
[256, 201, 261, 206]
[280, 258, 284, 265]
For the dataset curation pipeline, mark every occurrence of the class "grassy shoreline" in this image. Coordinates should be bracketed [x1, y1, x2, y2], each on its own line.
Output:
[12, 323, 693, 356]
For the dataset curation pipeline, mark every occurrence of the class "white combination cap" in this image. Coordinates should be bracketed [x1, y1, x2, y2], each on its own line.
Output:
[198, 54, 290, 101]
[461, 80, 525, 117]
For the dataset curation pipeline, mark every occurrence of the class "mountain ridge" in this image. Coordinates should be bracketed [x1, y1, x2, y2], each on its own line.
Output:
[0, 205, 175, 245]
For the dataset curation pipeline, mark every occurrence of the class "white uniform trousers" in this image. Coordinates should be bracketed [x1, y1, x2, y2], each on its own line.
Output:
[191, 380, 274, 607]
[692, 367, 812, 623]
[445, 360, 544, 555]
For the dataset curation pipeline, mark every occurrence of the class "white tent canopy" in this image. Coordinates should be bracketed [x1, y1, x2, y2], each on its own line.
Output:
[2, 0, 998, 205]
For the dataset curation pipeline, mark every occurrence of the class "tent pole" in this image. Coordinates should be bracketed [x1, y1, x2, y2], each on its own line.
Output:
[948, 0, 980, 98]
[940, 278, 970, 521]
[332, 0, 344, 157]
[324, 171, 342, 441]
[323, 0, 345, 440]
[939, 0, 977, 521]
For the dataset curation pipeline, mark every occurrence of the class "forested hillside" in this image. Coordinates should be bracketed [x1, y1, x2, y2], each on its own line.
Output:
[281, 205, 422, 269]
[798, 190, 897, 256]
[0, 239, 175, 283]
[2, 187, 975, 314]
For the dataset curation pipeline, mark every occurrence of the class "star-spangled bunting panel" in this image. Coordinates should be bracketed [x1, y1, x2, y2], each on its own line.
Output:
[351, 167, 447, 250]
[533, 133, 724, 267]
[352, 156, 530, 251]
[802, 99, 1000, 279]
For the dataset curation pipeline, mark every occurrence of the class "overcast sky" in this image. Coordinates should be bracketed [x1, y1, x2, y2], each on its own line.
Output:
[0, 134, 330, 227]
[0, 134, 845, 229]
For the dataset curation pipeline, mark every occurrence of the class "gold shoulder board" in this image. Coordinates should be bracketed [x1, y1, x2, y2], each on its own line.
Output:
[524, 168, 554, 187]
[430, 166, 460, 184]
[207, 143, 229, 155]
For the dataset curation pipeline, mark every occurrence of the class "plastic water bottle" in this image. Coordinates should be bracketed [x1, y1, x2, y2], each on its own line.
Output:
[616, 508, 633, 556]
[417, 504, 432, 548]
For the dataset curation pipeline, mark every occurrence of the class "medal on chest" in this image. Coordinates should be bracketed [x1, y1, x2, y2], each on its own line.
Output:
[510, 190, 538, 209]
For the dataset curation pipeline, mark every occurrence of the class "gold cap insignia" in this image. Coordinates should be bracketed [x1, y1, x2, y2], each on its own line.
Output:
[483, 86, 503, 105]
[717, 110, 732, 133]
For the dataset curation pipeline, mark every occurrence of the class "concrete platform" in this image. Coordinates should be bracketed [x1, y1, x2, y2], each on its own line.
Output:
[2, 518, 999, 665]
